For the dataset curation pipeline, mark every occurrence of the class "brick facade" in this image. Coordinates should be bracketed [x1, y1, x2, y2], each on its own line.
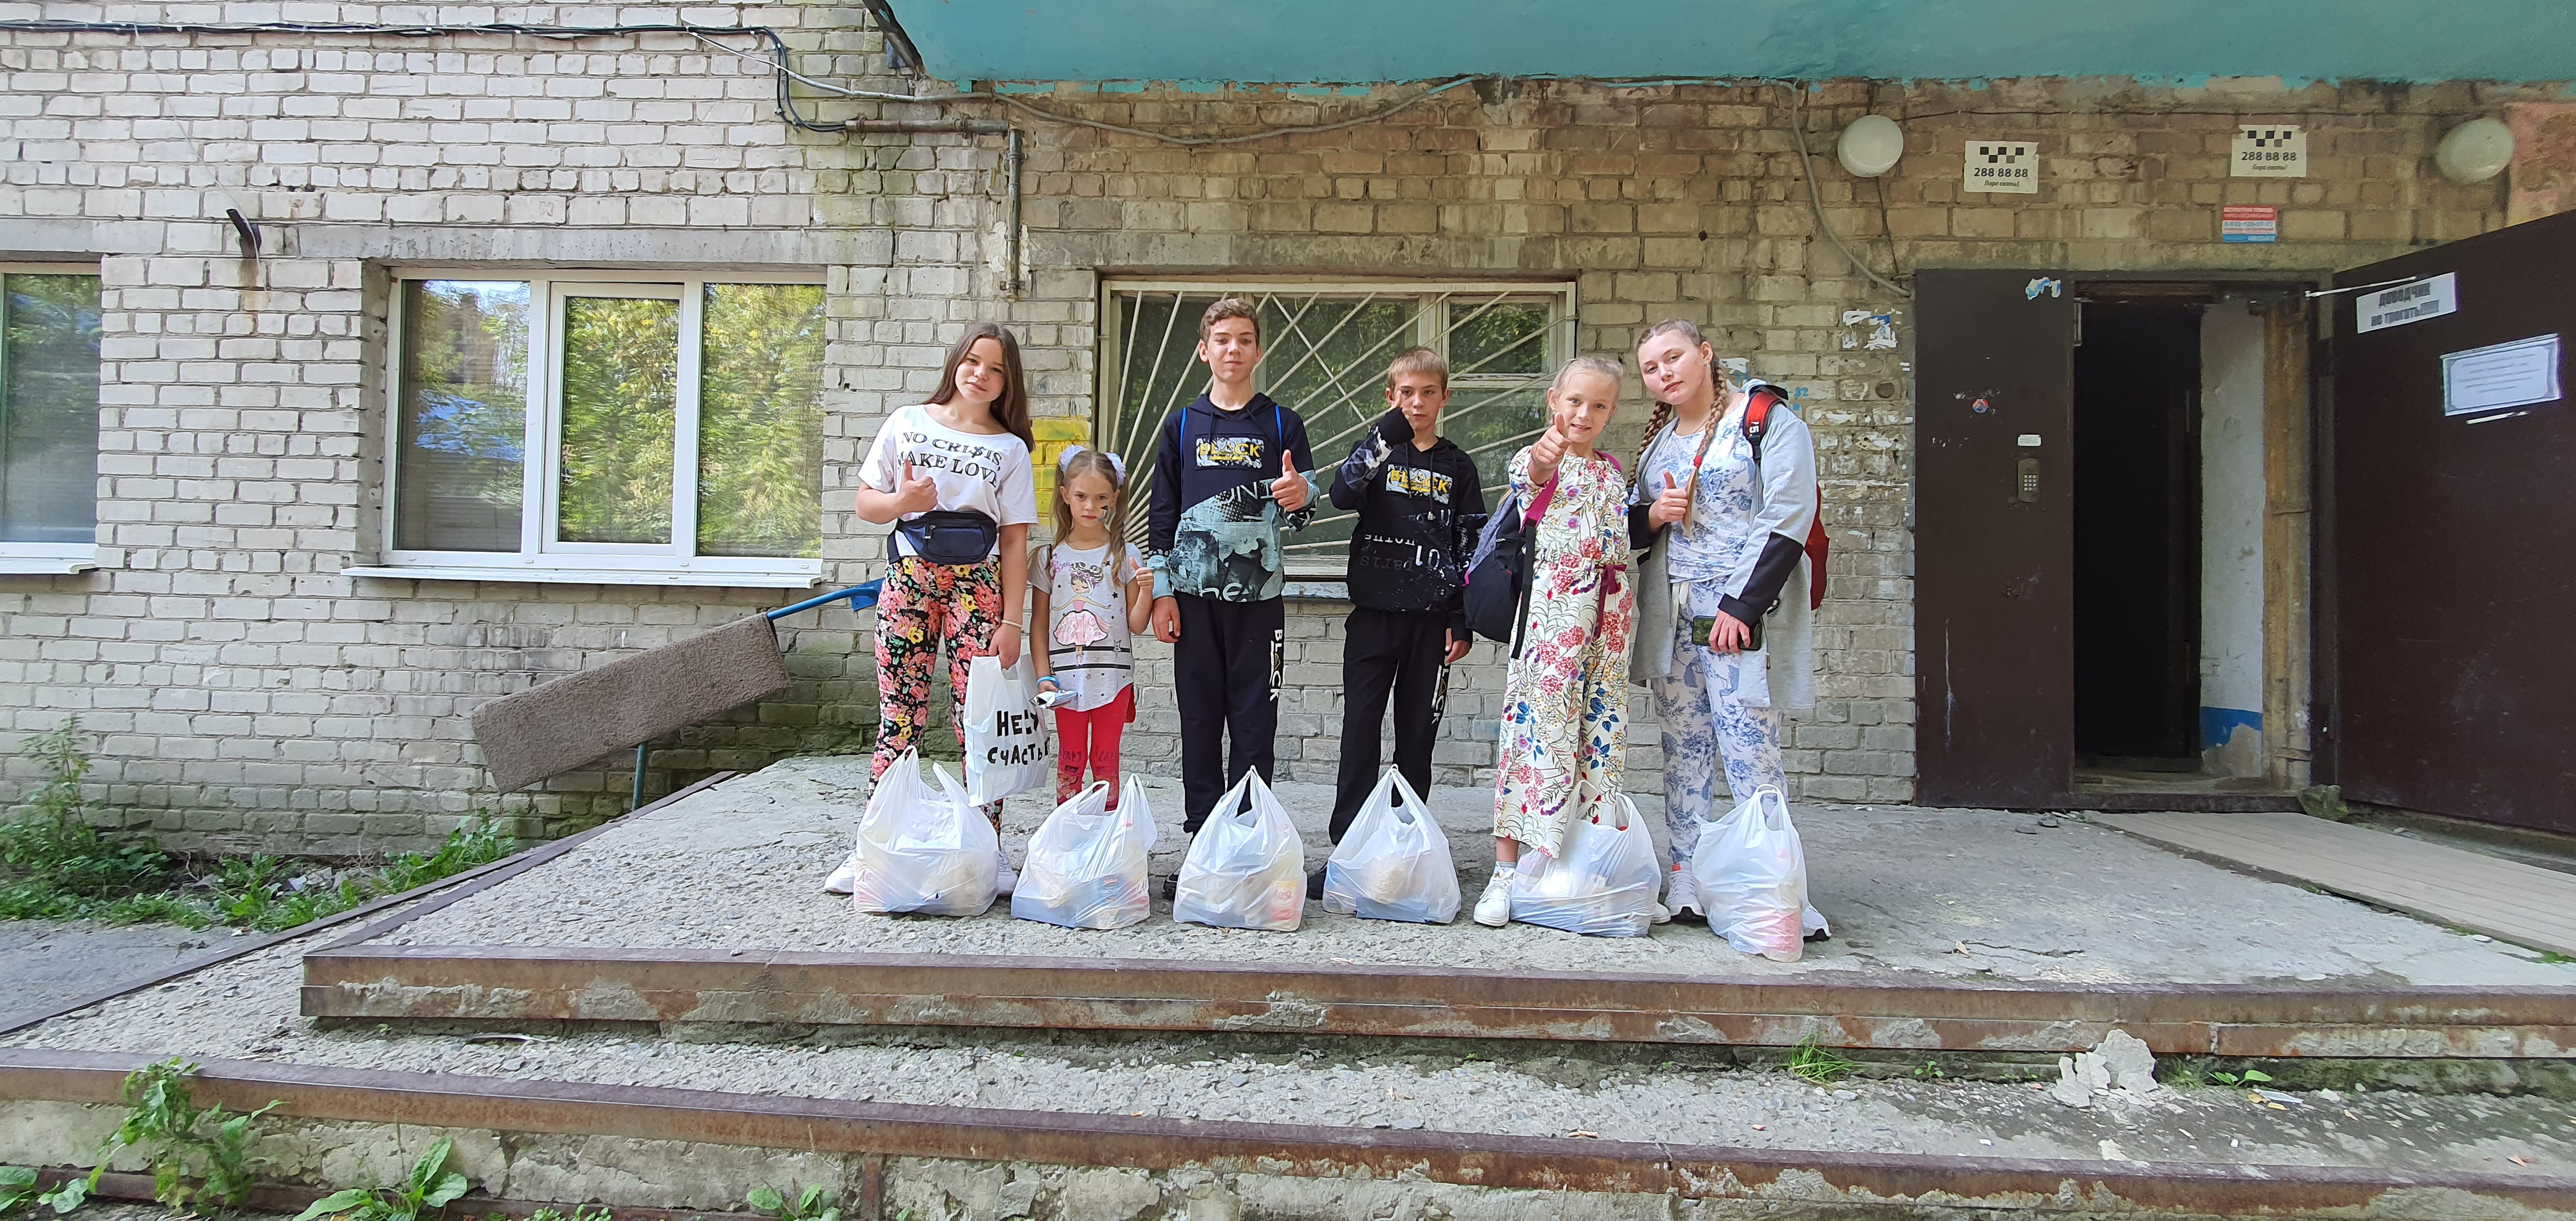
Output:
[0, 3, 2531, 850]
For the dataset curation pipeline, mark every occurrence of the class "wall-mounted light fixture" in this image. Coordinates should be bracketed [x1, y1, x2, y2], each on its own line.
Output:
[2435, 117, 2514, 184]
[1837, 114, 1905, 178]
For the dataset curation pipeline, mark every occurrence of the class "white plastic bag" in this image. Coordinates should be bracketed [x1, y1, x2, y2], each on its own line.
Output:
[1690, 785, 1829, 962]
[1512, 793, 1660, 938]
[1173, 771, 1305, 931]
[1012, 775, 1157, 930]
[846, 751, 1000, 916]
[1322, 770, 1460, 924]
[963, 654, 1049, 806]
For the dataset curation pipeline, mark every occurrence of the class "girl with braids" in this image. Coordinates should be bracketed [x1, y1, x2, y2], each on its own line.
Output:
[1475, 357, 1644, 929]
[1626, 319, 1821, 924]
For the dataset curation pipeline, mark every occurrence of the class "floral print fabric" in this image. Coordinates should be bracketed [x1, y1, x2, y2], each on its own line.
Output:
[872, 555, 1003, 823]
[1650, 585, 1788, 864]
[1493, 448, 1636, 860]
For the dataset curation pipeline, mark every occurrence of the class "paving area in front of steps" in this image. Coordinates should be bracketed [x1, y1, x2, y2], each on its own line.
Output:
[371, 756, 2575, 986]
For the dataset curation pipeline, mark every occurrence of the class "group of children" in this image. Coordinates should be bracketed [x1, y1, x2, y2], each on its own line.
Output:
[848, 299, 1821, 932]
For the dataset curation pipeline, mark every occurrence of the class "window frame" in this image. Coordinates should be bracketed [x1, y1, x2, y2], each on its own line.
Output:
[1095, 277, 1579, 581]
[360, 267, 827, 588]
[0, 262, 105, 575]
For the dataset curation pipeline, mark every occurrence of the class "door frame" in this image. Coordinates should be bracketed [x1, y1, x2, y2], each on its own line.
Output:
[1912, 267, 2328, 808]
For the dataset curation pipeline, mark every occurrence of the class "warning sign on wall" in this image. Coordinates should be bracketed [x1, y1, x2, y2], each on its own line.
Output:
[2222, 205, 2279, 243]
[1963, 139, 2038, 194]
[2232, 126, 2307, 177]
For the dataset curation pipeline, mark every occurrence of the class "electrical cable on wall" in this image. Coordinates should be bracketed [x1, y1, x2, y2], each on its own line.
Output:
[1786, 81, 1913, 300]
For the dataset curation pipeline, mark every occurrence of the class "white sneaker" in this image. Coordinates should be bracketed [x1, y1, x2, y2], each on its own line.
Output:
[995, 856, 1017, 898]
[823, 854, 856, 895]
[1650, 901, 1673, 925]
[1665, 867, 1702, 920]
[1472, 872, 1513, 927]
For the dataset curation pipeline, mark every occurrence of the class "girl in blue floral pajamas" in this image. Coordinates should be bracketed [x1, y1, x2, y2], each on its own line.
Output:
[1626, 320, 1820, 922]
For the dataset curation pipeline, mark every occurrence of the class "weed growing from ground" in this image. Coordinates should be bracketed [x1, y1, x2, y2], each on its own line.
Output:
[1786, 1036, 1859, 1086]
[747, 1184, 841, 1221]
[1, 719, 519, 930]
[0, 1165, 86, 1216]
[292, 1137, 468, 1221]
[519, 1208, 613, 1221]
[0, 720, 174, 920]
[2206, 1067, 2274, 1087]
[46, 1058, 282, 1215]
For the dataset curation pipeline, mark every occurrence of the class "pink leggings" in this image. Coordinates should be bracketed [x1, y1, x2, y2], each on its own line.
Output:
[1055, 685, 1135, 803]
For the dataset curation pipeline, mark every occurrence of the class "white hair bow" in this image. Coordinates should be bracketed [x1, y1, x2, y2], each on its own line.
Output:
[1058, 444, 1125, 480]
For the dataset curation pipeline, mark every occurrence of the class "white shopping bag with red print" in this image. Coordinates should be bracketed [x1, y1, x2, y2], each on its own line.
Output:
[1691, 785, 1829, 962]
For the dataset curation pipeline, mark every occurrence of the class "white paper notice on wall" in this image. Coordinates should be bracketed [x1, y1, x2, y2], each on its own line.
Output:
[2356, 272, 2457, 334]
[2441, 334, 2561, 419]
[1963, 139, 2038, 194]
[2232, 125, 2307, 177]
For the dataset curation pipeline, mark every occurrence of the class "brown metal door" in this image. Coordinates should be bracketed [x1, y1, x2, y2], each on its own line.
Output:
[2329, 211, 2576, 835]
[1915, 270, 2077, 806]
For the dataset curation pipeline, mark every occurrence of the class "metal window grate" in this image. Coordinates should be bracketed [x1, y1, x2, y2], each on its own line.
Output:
[1098, 281, 1575, 577]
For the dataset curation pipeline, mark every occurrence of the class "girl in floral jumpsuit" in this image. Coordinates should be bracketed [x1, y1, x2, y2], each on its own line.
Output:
[1476, 356, 1639, 928]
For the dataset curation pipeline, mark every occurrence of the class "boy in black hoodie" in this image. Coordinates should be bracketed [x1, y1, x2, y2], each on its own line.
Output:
[1315, 346, 1486, 892]
[1148, 297, 1315, 843]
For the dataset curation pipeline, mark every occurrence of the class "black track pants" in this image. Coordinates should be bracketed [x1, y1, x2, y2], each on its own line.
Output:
[1328, 607, 1449, 843]
[1174, 593, 1285, 832]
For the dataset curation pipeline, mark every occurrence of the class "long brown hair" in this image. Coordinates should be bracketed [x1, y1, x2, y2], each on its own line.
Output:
[1632, 319, 1731, 527]
[1048, 447, 1134, 584]
[928, 321, 1034, 452]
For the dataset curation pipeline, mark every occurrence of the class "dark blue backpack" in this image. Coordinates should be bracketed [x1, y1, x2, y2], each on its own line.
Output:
[1461, 475, 1560, 656]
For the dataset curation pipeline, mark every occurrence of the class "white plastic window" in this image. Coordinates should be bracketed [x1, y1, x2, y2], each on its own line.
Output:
[366, 272, 827, 587]
[0, 267, 103, 574]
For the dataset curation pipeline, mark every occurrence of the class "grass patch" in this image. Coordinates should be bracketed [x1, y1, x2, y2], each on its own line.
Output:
[1786, 1035, 1859, 1086]
[2, 719, 518, 932]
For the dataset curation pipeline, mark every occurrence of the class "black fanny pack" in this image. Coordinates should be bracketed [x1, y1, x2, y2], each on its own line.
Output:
[896, 510, 998, 565]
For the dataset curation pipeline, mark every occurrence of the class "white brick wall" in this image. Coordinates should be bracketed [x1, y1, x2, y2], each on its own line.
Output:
[0, 3, 2529, 848]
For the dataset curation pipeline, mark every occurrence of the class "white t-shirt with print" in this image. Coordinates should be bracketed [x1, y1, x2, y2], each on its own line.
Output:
[1044, 540, 1144, 712]
[857, 404, 1039, 560]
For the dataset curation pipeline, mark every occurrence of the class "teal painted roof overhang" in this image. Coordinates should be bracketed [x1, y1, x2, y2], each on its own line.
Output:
[878, 0, 2576, 86]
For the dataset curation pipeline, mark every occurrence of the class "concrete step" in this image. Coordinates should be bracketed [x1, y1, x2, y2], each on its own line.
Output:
[7, 1048, 2574, 1221]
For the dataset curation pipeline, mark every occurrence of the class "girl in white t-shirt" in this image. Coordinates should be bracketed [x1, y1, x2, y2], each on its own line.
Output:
[1029, 446, 1153, 807]
[854, 323, 1041, 829]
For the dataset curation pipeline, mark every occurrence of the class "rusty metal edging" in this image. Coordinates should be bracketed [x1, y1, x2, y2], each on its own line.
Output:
[2, 1048, 2570, 1216]
[0, 772, 736, 1042]
[297, 943, 2576, 1058]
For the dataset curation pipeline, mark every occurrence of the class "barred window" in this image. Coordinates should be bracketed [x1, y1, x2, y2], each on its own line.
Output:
[1098, 281, 1575, 579]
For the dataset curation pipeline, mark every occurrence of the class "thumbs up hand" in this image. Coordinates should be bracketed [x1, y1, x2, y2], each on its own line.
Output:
[1270, 450, 1310, 512]
[1649, 470, 1691, 527]
[892, 459, 940, 515]
[1529, 420, 1569, 482]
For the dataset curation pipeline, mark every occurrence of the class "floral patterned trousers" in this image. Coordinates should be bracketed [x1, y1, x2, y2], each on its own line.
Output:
[873, 555, 1002, 820]
[1649, 581, 1788, 865]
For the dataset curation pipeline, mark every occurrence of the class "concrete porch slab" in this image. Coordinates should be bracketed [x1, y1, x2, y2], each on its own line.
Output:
[296, 758, 2576, 1054]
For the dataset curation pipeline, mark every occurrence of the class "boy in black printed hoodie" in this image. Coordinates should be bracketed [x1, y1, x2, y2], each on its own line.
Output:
[1148, 297, 1315, 839]
[1318, 347, 1487, 890]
